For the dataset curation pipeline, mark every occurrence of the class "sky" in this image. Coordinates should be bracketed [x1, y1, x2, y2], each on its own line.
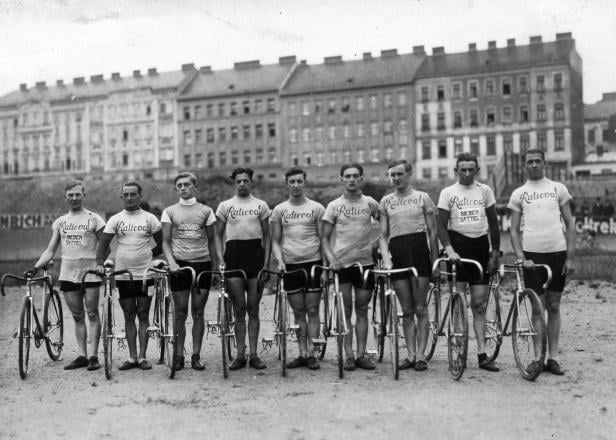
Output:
[0, 0, 615, 103]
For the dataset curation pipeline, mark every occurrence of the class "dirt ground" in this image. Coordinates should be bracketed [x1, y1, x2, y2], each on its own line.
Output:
[0, 279, 614, 440]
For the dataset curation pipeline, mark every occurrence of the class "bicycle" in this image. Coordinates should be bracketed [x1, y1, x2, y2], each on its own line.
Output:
[199, 264, 245, 379]
[484, 262, 550, 381]
[143, 261, 195, 379]
[365, 266, 418, 380]
[425, 256, 483, 380]
[81, 261, 133, 380]
[1, 262, 64, 379]
[258, 268, 308, 377]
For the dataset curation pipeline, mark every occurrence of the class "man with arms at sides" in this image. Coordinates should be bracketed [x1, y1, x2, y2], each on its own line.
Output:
[508, 149, 575, 375]
[270, 167, 326, 370]
[322, 163, 388, 371]
[216, 168, 271, 370]
[437, 153, 501, 372]
[28, 180, 105, 371]
[97, 181, 162, 371]
[161, 172, 223, 371]
[379, 160, 439, 372]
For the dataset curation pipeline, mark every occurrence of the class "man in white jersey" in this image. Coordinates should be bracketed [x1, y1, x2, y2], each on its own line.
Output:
[271, 167, 326, 370]
[216, 168, 271, 370]
[437, 153, 501, 372]
[322, 163, 388, 371]
[97, 181, 163, 371]
[28, 180, 105, 371]
[379, 160, 439, 372]
[162, 172, 223, 371]
[508, 149, 575, 375]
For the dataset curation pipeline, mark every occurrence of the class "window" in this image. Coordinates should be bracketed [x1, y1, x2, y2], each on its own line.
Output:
[230, 102, 237, 116]
[453, 111, 463, 128]
[256, 148, 263, 164]
[422, 168, 432, 179]
[268, 147, 277, 163]
[289, 128, 297, 143]
[268, 123, 276, 137]
[503, 135, 513, 152]
[317, 152, 324, 166]
[588, 128, 595, 144]
[301, 101, 310, 116]
[183, 130, 191, 145]
[342, 97, 350, 112]
[520, 134, 530, 150]
[383, 93, 392, 108]
[470, 109, 479, 127]
[314, 100, 322, 114]
[266, 98, 275, 112]
[255, 124, 263, 139]
[254, 100, 263, 114]
[315, 126, 323, 140]
[244, 150, 251, 164]
[194, 105, 202, 119]
[218, 103, 226, 117]
[195, 129, 202, 143]
[397, 92, 407, 107]
[370, 122, 379, 137]
[438, 139, 447, 158]
[369, 95, 378, 110]
[356, 96, 364, 111]
[502, 106, 513, 124]
[485, 79, 495, 95]
[421, 86, 429, 103]
[537, 131, 547, 150]
[329, 126, 337, 140]
[437, 112, 446, 130]
[357, 149, 365, 163]
[554, 103, 565, 120]
[302, 128, 311, 142]
[422, 141, 431, 160]
[343, 123, 351, 138]
[231, 151, 239, 165]
[537, 75, 545, 92]
[454, 138, 463, 156]
[243, 125, 251, 140]
[385, 147, 393, 160]
[486, 135, 496, 156]
[502, 78, 511, 96]
[518, 75, 528, 93]
[218, 127, 226, 141]
[288, 102, 297, 116]
[436, 86, 445, 101]
[328, 99, 336, 113]
[468, 81, 478, 99]
[438, 167, 448, 179]
[486, 108, 496, 125]
[243, 101, 250, 115]
[555, 131, 564, 151]
[231, 126, 238, 140]
[520, 105, 529, 123]
[537, 105, 546, 122]
[421, 114, 430, 132]
[204, 104, 213, 117]
[383, 120, 393, 134]
[452, 83, 462, 100]
[554, 73, 563, 92]
[470, 137, 479, 155]
[184, 154, 191, 168]
[356, 123, 365, 138]
[207, 152, 215, 168]
[371, 148, 379, 162]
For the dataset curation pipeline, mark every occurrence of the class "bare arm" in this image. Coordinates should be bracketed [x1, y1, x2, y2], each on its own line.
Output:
[486, 205, 501, 274]
[33, 229, 61, 272]
[378, 213, 393, 268]
[205, 223, 222, 269]
[260, 217, 271, 269]
[437, 208, 459, 261]
[161, 223, 178, 271]
[560, 201, 576, 275]
[96, 232, 115, 265]
[424, 203, 439, 264]
[321, 221, 340, 271]
[270, 220, 285, 271]
[152, 230, 163, 257]
[509, 210, 525, 261]
[216, 216, 227, 268]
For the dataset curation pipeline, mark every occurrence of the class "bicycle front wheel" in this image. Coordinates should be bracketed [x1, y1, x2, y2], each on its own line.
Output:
[335, 294, 345, 379]
[165, 293, 176, 379]
[512, 289, 547, 381]
[43, 287, 64, 361]
[388, 294, 400, 380]
[485, 278, 503, 362]
[447, 292, 468, 381]
[102, 296, 114, 380]
[278, 293, 288, 377]
[154, 280, 165, 365]
[371, 279, 386, 362]
[425, 284, 440, 361]
[219, 296, 230, 379]
[314, 287, 328, 361]
[18, 296, 32, 379]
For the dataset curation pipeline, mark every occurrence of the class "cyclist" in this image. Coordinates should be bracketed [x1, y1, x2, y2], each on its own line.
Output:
[216, 168, 271, 370]
[379, 160, 439, 372]
[97, 181, 162, 371]
[322, 163, 388, 371]
[270, 167, 326, 370]
[508, 148, 575, 375]
[437, 153, 501, 372]
[28, 180, 105, 371]
[161, 172, 222, 371]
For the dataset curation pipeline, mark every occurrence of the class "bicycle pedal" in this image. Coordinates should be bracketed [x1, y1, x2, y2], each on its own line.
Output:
[116, 332, 126, 339]
[312, 338, 326, 345]
[289, 324, 300, 331]
[12, 330, 18, 338]
[261, 337, 274, 350]
[365, 349, 377, 361]
[146, 326, 159, 333]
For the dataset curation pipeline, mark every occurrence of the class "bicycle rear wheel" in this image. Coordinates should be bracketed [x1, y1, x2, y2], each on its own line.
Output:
[388, 294, 400, 380]
[485, 277, 503, 362]
[447, 292, 468, 380]
[43, 287, 64, 360]
[18, 296, 32, 379]
[512, 289, 547, 381]
[219, 296, 230, 378]
[335, 294, 344, 379]
[165, 293, 176, 379]
[102, 295, 114, 380]
[278, 293, 288, 377]
[154, 280, 165, 365]
[425, 284, 440, 361]
[371, 279, 386, 362]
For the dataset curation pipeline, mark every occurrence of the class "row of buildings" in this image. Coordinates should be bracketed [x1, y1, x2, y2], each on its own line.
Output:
[2, 31, 606, 189]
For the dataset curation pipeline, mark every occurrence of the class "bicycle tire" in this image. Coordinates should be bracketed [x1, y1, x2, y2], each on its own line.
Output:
[485, 278, 503, 362]
[425, 284, 440, 361]
[220, 296, 229, 378]
[102, 296, 113, 380]
[279, 292, 288, 377]
[447, 292, 468, 381]
[225, 300, 235, 362]
[388, 294, 400, 380]
[43, 287, 64, 360]
[155, 280, 165, 365]
[165, 293, 176, 379]
[18, 296, 31, 379]
[512, 288, 547, 381]
[371, 279, 386, 362]
[314, 286, 328, 361]
[336, 294, 344, 379]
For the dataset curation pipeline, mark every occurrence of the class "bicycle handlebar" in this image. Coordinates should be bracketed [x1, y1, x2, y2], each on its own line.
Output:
[1, 273, 52, 296]
[499, 263, 553, 290]
[431, 257, 484, 279]
[142, 264, 196, 293]
[309, 262, 363, 284]
[197, 268, 246, 285]
[258, 268, 308, 280]
[367, 267, 419, 278]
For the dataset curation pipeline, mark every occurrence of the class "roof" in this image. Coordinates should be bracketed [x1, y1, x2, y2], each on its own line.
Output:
[585, 98, 616, 121]
[179, 61, 296, 99]
[414, 39, 577, 80]
[0, 69, 194, 108]
[280, 52, 426, 96]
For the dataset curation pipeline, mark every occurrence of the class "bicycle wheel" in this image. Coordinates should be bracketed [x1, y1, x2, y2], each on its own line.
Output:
[371, 279, 386, 362]
[512, 288, 547, 381]
[18, 296, 32, 379]
[219, 296, 229, 378]
[425, 284, 440, 361]
[485, 278, 503, 362]
[165, 293, 176, 379]
[155, 280, 165, 365]
[388, 294, 400, 380]
[335, 294, 344, 379]
[102, 296, 114, 380]
[447, 292, 468, 380]
[314, 287, 328, 361]
[278, 292, 288, 377]
[43, 287, 64, 360]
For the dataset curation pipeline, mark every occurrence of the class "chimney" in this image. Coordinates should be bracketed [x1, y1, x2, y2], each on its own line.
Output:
[199, 66, 212, 74]
[300, 60, 307, 66]
[507, 38, 516, 47]
[73, 77, 85, 86]
[111, 72, 121, 81]
[556, 32, 572, 41]
[90, 74, 103, 83]
[35, 81, 47, 89]
[19, 83, 27, 91]
[468, 43, 477, 52]
[488, 41, 497, 49]
[412, 46, 425, 55]
[381, 49, 398, 58]
[530, 35, 542, 45]
[279, 55, 296, 65]
[133, 70, 142, 78]
[234, 60, 261, 70]
[432, 47, 445, 56]
[324, 55, 343, 65]
[362, 52, 372, 61]
[147, 67, 158, 76]
[181, 63, 196, 72]
[56, 79, 64, 87]
[602, 92, 616, 102]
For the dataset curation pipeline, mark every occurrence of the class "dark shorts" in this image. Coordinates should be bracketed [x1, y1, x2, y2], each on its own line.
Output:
[284, 260, 321, 293]
[448, 230, 489, 285]
[224, 239, 264, 279]
[117, 279, 154, 299]
[389, 232, 432, 279]
[170, 260, 212, 291]
[523, 251, 567, 294]
[60, 281, 101, 292]
[338, 264, 375, 290]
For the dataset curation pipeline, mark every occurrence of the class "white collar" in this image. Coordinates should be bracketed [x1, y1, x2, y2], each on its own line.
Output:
[179, 197, 197, 206]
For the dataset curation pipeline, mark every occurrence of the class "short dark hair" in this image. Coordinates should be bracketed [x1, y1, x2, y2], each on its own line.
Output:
[522, 148, 545, 163]
[387, 159, 412, 173]
[174, 172, 197, 185]
[455, 153, 479, 168]
[230, 167, 254, 181]
[122, 181, 143, 194]
[65, 179, 84, 193]
[284, 167, 306, 181]
[340, 163, 364, 177]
